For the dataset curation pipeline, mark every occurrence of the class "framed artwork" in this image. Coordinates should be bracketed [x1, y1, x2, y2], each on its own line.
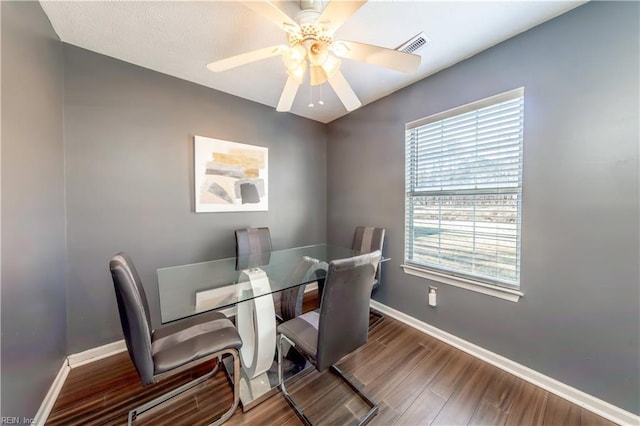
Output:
[194, 135, 268, 212]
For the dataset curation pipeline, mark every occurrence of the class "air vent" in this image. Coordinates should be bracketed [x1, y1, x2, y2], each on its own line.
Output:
[397, 32, 431, 54]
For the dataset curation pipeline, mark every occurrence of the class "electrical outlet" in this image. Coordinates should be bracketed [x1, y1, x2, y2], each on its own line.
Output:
[428, 286, 437, 307]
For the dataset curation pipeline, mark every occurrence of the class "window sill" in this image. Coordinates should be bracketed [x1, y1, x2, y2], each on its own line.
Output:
[400, 264, 523, 302]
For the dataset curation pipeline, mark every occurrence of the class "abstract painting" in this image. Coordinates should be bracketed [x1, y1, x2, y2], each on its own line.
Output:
[194, 135, 268, 212]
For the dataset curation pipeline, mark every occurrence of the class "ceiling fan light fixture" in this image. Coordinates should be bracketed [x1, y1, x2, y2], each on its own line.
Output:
[282, 45, 306, 69]
[307, 40, 329, 66]
[309, 65, 328, 86]
[287, 61, 307, 84]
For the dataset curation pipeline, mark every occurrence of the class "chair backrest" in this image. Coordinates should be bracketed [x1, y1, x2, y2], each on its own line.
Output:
[352, 226, 385, 281]
[235, 227, 272, 257]
[316, 250, 381, 371]
[280, 257, 320, 321]
[352, 226, 385, 254]
[109, 252, 155, 385]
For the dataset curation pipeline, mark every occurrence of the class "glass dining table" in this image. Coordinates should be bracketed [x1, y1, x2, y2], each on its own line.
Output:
[156, 243, 380, 411]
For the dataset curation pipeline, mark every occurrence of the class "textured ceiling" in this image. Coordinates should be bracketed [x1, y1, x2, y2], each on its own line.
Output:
[40, 1, 585, 123]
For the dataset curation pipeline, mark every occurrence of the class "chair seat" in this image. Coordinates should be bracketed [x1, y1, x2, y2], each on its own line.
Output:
[277, 311, 319, 362]
[152, 311, 242, 375]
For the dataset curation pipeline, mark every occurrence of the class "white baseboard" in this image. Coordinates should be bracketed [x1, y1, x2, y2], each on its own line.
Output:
[370, 300, 639, 426]
[33, 360, 70, 426]
[67, 340, 127, 368]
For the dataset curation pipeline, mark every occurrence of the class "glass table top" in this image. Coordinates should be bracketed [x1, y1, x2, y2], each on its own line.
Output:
[157, 244, 369, 324]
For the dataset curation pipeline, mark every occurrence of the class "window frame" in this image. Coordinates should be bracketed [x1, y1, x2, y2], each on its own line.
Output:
[401, 88, 525, 302]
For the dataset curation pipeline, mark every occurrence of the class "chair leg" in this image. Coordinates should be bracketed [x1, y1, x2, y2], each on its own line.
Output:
[127, 350, 240, 426]
[278, 334, 312, 426]
[277, 335, 378, 426]
[128, 358, 221, 425]
[211, 349, 240, 426]
[330, 365, 378, 426]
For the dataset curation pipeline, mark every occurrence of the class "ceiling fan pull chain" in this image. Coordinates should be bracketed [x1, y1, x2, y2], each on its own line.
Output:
[319, 84, 324, 106]
[308, 81, 314, 108]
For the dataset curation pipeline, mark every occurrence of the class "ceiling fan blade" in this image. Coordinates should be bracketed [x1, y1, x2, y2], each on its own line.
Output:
[334, 40, 421, 73]
[317, 1, 367, 35]
[277, 77, 300, 112]
[207, 45, 284, 72]
[328, 70, 361, 112]
[241, 1, 299, 32]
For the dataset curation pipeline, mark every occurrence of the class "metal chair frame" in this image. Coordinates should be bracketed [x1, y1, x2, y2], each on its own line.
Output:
[127, 348, 240, 426]
[277, 334, 378, 426]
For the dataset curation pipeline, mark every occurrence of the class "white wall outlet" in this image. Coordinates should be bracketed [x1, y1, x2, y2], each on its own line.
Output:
[428, 286, 437, 307]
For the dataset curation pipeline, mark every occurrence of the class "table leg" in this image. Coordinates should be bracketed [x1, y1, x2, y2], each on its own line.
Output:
[236, 269, 276, 379]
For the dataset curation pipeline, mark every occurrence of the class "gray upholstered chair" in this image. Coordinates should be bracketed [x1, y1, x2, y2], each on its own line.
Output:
[234, 227, 272, 270]
[234, 227, 272, 257]
[277, 251, 382, 426]
[352, 226, 385, 289]
[317, 226, 386, 324]
[234, 227, 307, 321]
[280, 256, 322, 321]
[352, 226, 386, 329]
[110, 253, 242, 425]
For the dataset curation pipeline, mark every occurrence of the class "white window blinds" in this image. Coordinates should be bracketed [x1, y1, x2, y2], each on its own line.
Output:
[405, 88, 524, 288]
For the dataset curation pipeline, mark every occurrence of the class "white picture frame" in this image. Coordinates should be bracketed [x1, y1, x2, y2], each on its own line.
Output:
[194, 135, 268, 212]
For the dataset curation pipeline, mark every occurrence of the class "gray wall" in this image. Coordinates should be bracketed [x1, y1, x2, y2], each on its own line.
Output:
[63, 45, 327, 353]
[327, 1, 639, 415]
[1, 1, 67, 420]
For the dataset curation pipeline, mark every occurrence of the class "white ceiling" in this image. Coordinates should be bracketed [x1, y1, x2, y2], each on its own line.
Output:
[40, 0, 585, 123]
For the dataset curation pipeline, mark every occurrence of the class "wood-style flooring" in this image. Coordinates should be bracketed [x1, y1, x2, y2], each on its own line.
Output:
[47, 294, 616, 426]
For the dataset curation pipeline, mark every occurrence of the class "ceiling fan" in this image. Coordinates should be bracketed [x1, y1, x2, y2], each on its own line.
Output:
[207, 0, 421, 113]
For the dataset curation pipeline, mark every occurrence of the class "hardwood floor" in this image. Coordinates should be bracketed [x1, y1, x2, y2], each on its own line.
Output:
[47, 294, 616, 426]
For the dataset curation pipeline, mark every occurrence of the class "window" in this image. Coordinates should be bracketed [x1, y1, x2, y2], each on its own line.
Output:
[403, 88, 524, 300]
